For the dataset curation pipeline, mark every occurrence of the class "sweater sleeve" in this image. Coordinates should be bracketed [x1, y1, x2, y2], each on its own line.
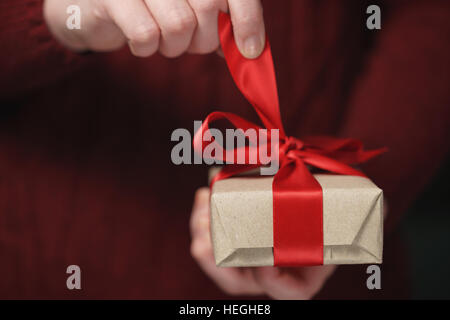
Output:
[0, 0, 87, 98]
[339, 0, 450, 232]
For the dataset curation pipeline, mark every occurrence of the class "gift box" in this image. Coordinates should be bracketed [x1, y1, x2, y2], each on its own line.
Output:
[194, 13, 386, 268]
[210, 171, 383, 267]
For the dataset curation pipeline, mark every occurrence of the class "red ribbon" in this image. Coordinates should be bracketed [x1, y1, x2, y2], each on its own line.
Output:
[193, 13, 386, 266]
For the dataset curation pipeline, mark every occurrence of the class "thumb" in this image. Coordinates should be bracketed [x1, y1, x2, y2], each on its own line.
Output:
[228, 0, 265, 59]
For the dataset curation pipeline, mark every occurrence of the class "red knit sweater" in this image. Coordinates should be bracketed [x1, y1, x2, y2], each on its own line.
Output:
[0, 0, 448, 299]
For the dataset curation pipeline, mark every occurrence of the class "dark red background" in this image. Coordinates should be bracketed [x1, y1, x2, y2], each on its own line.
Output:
[0, 0, 448, 298]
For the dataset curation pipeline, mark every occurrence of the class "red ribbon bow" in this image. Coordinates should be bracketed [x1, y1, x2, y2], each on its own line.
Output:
[193, 13, 386, 266]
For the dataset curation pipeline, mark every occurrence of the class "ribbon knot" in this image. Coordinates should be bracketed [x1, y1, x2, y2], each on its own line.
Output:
[279, 136, 304, 163]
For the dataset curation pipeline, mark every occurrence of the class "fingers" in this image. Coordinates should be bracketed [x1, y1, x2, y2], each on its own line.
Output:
[190, 188, 211, 238]
[46, 0, 266, 58]
[144, 0, 197, 58]
[252, 265, 337, 300]
[190, 188, 263, 296]
[252, 267, 311, 300]
[104, 0, 160, 57]
[228, 0, 265, 58]
[44, 0, 127, 52]
[187, 0, 227, 54]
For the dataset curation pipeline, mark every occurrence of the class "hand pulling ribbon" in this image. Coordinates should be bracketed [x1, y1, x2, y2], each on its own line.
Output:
[193, 13, 386, 266]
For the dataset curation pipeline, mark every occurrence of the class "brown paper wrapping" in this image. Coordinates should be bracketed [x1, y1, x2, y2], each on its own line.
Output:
[210, 171, 383, 267]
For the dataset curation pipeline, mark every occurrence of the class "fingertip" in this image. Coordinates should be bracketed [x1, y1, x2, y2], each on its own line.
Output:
[228, 0, 265, 59]
[190, 236, 213, 262]
[129, 41, 158, 57]
[194, 187, 210, 205]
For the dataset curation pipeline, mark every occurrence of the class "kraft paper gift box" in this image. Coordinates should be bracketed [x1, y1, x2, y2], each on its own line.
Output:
[198, 14, 385, 268]
[209, 171, 383, 267]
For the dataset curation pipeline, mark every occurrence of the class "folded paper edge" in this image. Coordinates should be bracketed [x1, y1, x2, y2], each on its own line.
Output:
[350, 189, 384, 263]
[211, 194, 237, 266]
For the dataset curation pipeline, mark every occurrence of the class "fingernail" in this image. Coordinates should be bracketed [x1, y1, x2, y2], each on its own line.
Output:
[129, 41, 157, 58]
[243, 35, 263, 59]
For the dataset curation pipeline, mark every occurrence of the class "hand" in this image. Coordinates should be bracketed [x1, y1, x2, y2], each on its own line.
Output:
[190, 188, 337, 299]
[44, 0, 265, 59]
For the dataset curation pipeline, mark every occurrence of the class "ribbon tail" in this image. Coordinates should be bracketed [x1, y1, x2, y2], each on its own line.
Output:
[303, 136, 388, 164]
[218, 12, 286, 137]
[299, 152, 366, 177]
